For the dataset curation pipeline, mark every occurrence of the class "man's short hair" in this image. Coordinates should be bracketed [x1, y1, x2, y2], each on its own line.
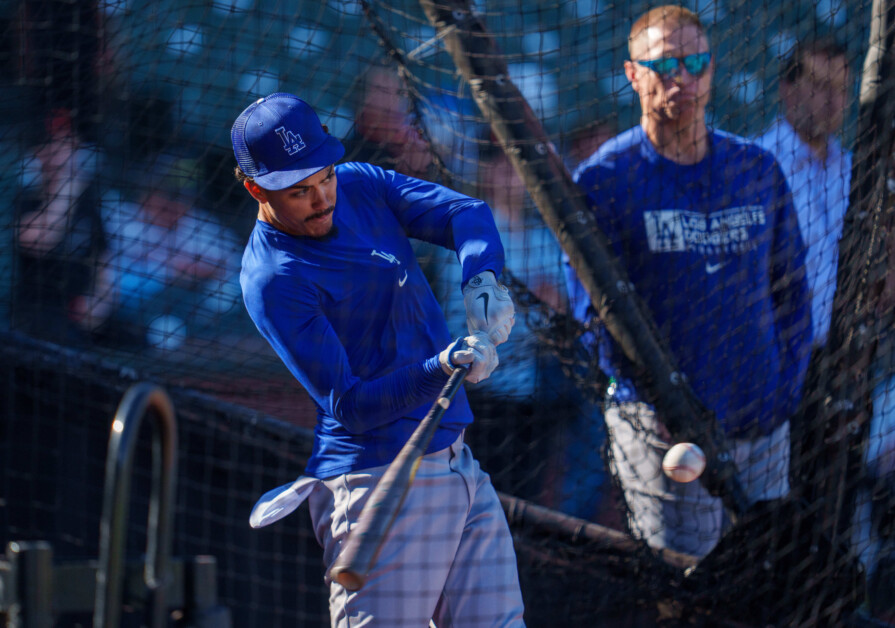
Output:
[628, 5, 708, 58]
[234, 166, 251, 184]
[780, 36, 848, 84]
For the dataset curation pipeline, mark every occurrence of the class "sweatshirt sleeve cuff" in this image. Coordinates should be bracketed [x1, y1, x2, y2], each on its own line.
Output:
[423, 355, 450, 381]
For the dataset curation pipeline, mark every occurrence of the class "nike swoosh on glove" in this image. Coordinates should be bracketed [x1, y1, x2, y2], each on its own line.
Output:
[438, 332, 498, 383]
[462, 271, 515, 345]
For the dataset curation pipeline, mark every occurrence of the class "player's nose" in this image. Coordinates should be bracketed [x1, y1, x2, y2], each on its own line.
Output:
[670, 72, 699, 96]
[320, 186, 335, 208]
[311, 184, 331, 208]
[672, 68, 697, 84]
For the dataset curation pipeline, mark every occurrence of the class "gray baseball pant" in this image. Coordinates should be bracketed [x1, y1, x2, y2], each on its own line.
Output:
[308, 436, 526, 627]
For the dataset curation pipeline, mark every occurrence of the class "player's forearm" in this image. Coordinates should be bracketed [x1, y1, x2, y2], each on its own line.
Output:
[334, 356, 449, 433]
[389, 171, 504, 280]
[450, 206, 505, 287]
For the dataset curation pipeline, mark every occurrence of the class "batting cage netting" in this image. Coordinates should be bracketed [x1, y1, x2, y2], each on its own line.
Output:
[1, 0, 893, 625]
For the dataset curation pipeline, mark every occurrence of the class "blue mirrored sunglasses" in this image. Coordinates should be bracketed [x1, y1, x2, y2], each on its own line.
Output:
[635, 52, 712, 78]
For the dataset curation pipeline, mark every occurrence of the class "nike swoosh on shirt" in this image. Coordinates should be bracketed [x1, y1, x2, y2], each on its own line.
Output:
[398, 270, 408, 287]
[705, 261, 729, 274]
[477, 292, 490, 324]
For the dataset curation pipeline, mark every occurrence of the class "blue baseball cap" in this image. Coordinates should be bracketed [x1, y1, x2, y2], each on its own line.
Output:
[231, 93, 345, 191]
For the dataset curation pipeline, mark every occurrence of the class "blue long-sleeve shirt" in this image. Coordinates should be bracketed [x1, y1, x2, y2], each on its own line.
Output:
[565, 126, 813, 437]
[241, 162, 504, 477]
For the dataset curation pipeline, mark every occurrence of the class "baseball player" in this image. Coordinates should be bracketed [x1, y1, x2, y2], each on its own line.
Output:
[231, 93, 524, 626]
[565, 6, 813, 557]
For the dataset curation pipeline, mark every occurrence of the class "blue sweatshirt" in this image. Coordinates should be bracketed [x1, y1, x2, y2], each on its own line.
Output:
[566, 126, 812, 437]
[241, 162, 504, 478]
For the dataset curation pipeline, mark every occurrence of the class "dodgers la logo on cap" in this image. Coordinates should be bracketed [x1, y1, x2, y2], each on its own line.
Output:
[231, 93, 345, 191]
[275, 126, 306, 156]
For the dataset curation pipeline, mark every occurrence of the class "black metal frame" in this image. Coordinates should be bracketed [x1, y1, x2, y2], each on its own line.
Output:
[0, 382, 230, 628]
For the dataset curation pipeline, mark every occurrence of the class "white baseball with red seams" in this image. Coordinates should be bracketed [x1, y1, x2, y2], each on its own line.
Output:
[662, 442, 707, 483]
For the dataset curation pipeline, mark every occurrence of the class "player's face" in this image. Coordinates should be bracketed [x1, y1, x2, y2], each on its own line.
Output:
[248, 165, 338, 238]
[626, 24, 713, 126]
[784, 52, 850, 138]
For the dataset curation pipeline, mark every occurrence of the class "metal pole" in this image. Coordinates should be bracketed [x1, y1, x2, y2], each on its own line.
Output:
[6, 541, 54, 628]
[93, 383, 177, 628]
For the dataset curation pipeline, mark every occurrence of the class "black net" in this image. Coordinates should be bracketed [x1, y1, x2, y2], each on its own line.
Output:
[1, 0, 893, 626]
[0, 333, 327, 625]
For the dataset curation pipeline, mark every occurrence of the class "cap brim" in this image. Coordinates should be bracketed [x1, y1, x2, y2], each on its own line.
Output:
[253, 136, 346, 191]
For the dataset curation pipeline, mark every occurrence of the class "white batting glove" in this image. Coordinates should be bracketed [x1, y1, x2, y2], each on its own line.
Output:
[462, 271, 515, 346]
[438, 332, 498, 384]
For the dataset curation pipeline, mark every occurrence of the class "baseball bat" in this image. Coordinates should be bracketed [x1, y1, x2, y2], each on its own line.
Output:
[329, 364, 469, 591]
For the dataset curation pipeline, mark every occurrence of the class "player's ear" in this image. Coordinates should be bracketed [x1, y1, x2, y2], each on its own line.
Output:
[244, 179, 269, 203]
[624, 60, 639, 88]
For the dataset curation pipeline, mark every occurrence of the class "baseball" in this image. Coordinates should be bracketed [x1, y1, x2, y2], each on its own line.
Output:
[662, 443, 706, 483]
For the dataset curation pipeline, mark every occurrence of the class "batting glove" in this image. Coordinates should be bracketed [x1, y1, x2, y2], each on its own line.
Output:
[462, 271, 515, 346]
[438, 332, 498, 383]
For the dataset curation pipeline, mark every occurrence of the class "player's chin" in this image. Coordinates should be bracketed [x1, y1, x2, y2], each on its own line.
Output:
[304, 213, 335, 238]
[307, 222, 334, 238]
[663, 101, 699, 122]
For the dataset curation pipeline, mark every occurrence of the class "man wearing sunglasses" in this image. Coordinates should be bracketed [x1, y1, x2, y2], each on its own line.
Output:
[565, 5, 812, 557]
